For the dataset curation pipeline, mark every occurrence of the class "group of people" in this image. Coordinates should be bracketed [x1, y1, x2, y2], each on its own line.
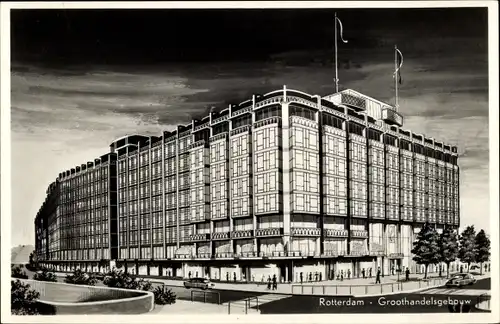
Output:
[266, 274, 278, 290]
[297, 271, 323, 283]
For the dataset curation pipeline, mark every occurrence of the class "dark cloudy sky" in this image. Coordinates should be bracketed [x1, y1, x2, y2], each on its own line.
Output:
[10, 7, 490, 245]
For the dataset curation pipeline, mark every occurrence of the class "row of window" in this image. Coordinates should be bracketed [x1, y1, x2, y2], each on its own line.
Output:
[291, 193, 320, 213]
[60, 183, 110, 200]
[231, 134, 251, 157]
[290, 126, 319, 150]
[324, 134, 347, 157]
[210, 162, 228, 182]
[254, 127, 280, 151]
[292, 171, 319, 193]
[210, 140, 228, 163]
[255, 150, 280, 172]
[350, 142, 367, 161]
[60, 168, 109, 188]
[324, 156, 347, 177]
[292, 150, 319, 171]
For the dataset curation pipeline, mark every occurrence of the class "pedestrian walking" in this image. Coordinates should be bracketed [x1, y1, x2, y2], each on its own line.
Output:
[309, 272, 312, 282]
[233, 272, 237, 282]
[272, 274, 277, 290]
[376, 267, 381, 284]
[460, 265, 463, 273]
[391, 266, 395, 275]
[315, 272, 318, 281]
[319, 272, 322, 281]
[369, 267, 372, 278]
[189, 271, 192, 279]
[267, 276, 272, 290]
[347, 269, 351, 279]
[362, 268, 366, 279]
[340, 270, 344, 281]
[226, 272, 229, 282]
[300, 272, 303, 284]
[405, 267, 410, 281]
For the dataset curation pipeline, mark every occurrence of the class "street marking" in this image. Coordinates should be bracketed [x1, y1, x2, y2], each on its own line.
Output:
[419, 288, 488, 296]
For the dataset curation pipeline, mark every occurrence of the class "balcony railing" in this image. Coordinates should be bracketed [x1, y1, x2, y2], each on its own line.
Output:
[231, 230, 254, 239]
[238, 251, 258, 258]
[194, 253, 211, 259]
[348, 250, 368, 257]
[174, 253, 193, 259]
[211, 232, 230, 240]
[291, 227, 321, 237]
[381, 108, 404, 127]
[188, 233, 210, 242]
[255, 228, 283, 237]
[322, 251, 347, 257]
[350, 230, 368, 238]
[323, 229, 349, 238]
[215, 252, 234, 258]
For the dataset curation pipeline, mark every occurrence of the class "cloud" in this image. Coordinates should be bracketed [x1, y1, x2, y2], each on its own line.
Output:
[10, 40, 490, 245]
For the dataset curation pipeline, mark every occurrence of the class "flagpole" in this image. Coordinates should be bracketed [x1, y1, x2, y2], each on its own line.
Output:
[334, 12, 339, 93]
[394, 44, 399, 111]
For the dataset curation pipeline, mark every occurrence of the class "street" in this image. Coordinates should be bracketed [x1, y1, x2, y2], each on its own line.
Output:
[19, 266, 490, 314]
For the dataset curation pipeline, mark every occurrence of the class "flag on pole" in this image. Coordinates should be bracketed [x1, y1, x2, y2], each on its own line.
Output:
[336, 16, 348, 43]
[394, 48, 404, 84]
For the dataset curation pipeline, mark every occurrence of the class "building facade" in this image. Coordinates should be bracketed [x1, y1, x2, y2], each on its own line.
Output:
[35, 87, 460, 281]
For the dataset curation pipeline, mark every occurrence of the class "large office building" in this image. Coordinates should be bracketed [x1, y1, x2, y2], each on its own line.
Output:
[34, 87, 460, 282]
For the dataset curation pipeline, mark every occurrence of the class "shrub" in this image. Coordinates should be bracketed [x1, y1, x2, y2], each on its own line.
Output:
[11, 265, 29, 279]
[32, 269, 57, 282]
[103, 269, 153, 291]
[134, 278, 153, 291]
[153, 285, 176, 305]
[64, 269, 97, 286]
[11, 280, 41, 315]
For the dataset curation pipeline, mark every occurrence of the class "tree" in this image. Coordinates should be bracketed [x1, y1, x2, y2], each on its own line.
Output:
[27, 251, 38, 271]
[474, 229, 490, 275]
[33, 268, 57, 282]
[411, 222, 441, 279]
[458, 226, 476, 272]
[11, 280, 41, 315]
[11, 265, 29, 279]
[438, 227, 459, 278]
[64, 269, 98, 286]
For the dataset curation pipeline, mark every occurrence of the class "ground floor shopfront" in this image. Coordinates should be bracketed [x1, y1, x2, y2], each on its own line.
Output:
[38, 255, 463, 283]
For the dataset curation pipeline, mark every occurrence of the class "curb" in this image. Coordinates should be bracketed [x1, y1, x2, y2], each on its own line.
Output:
[353, 283, 445, 298]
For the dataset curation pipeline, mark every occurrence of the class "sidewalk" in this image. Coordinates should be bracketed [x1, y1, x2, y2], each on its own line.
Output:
[150, 300, 230, 314]
[52, 269, 490, 297]
[147, 271, 477, 295]
[149, 300, 260, 314]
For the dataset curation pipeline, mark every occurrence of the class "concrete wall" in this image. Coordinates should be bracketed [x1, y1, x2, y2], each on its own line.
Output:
[15, 279, 154, 314]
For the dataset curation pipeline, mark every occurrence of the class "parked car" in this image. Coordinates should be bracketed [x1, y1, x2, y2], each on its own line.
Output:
[183, 277, 215, 290]
[445, 273, 476, 288]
